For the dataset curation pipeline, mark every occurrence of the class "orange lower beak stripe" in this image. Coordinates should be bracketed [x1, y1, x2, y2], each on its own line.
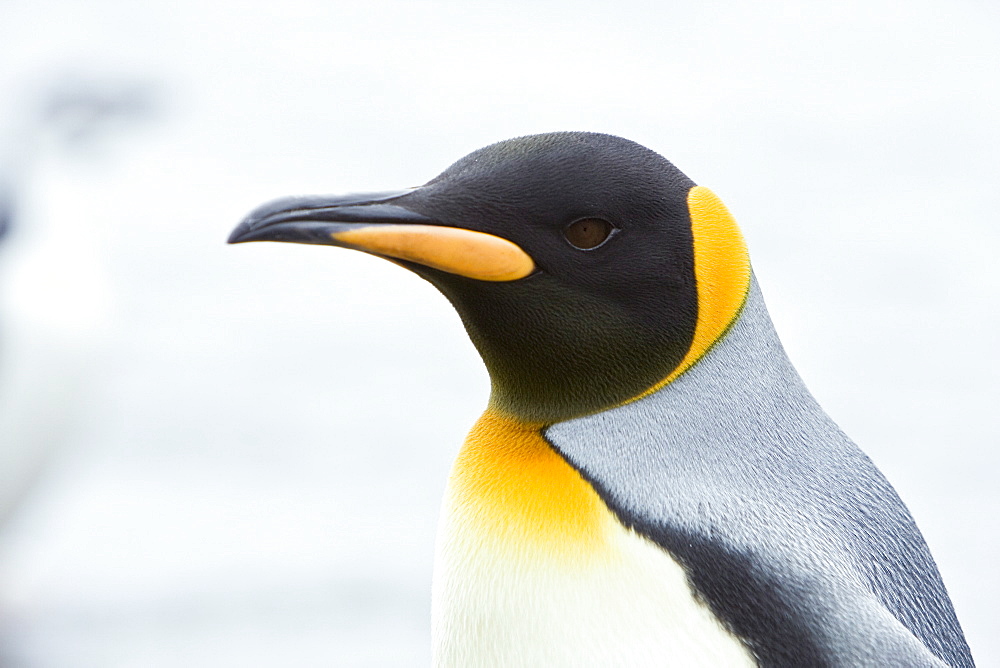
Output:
[331, 224, 535, 282]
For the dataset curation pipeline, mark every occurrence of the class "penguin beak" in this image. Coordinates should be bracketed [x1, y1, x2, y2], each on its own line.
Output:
[228, 190, 536, 282]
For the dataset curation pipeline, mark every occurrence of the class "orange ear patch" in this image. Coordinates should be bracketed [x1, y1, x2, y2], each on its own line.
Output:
[633, 186, 751, 401]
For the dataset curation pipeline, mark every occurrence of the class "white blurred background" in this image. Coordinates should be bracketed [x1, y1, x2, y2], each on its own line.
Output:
[0, 0, 996, 665]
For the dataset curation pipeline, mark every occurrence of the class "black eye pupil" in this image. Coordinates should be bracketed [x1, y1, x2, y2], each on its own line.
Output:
[564, 218, 613, 250]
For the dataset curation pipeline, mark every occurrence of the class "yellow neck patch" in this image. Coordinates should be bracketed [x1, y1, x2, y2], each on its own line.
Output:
[445, 410, 615, 561]
[634, 186, 751, 401]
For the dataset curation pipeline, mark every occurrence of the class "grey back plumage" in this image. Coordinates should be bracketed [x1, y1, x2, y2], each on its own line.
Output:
[546, 274, 973, 667]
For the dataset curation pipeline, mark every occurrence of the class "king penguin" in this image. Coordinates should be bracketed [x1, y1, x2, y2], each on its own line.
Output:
[229, 132, 974, 667]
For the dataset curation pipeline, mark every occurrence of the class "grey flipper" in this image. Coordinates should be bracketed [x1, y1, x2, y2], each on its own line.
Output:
[546, 275, 974, 667]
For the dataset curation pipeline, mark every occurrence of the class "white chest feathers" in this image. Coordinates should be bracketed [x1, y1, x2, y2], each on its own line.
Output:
[430, 412, 755, 667]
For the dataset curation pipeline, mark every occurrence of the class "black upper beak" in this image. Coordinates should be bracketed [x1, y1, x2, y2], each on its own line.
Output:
[227, 189, 435, 245]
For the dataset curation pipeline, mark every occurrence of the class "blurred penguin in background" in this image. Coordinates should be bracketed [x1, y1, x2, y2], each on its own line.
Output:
[0, 74, 155, 523]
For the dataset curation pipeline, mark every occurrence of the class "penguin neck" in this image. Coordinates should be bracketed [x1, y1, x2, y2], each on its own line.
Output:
[661, 273, 804, 405]
[542, 275, 816, 547]
[590, 273, 812, 438]
[442, 277, 781, 559]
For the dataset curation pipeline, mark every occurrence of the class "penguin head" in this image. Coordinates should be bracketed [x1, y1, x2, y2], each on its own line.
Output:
[230, 132, 749, 424]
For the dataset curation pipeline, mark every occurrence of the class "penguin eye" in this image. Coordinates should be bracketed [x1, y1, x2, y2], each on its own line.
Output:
[563, 218, 614, 250]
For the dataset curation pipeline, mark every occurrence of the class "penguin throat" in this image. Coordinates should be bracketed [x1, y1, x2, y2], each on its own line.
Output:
[444, 410, 615, 559]
[426, 273, 695, 424]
